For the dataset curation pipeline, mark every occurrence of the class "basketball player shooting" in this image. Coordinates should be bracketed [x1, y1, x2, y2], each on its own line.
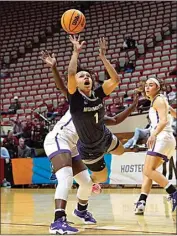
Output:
[41, 47, 138, 234]
[66, 35, 131, 183]
[41, 48, 139, 184]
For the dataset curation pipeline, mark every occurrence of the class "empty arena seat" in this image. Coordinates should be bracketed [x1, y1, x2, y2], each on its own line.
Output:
[1, 1, 176, 117]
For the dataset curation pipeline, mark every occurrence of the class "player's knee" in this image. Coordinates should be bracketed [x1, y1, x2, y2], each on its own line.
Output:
[143, 167, 152, 179]
[98, 175, 108, 183]
[54, 166, 73, 200]
[92, 172, 108, 183]
[74, 169, 93, 187]
[74, 170, 93, 200]
[118, 146, 125, 155]
[112, 145, 125, 155]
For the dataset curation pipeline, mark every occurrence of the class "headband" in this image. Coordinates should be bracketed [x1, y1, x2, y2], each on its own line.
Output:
[148, 78, 160, 88]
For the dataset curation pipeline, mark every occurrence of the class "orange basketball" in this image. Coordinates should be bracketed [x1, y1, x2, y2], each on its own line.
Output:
[61, 9, 86, 34]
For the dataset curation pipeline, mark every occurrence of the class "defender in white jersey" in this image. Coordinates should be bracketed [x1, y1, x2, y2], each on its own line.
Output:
[41, 51, 97, 235]
[147, 94, 175, 159]
[135, 78, 177, 215]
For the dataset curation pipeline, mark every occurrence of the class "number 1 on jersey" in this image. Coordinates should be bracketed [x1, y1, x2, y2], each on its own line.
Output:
[94, 112, 98, 124]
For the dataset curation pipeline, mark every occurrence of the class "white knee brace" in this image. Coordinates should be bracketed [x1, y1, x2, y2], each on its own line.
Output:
[54, 167, 73, 201]
[74, 169, 93, 201]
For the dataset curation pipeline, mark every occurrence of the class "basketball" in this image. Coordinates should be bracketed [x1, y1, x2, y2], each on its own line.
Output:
[61, 9, 86, 34]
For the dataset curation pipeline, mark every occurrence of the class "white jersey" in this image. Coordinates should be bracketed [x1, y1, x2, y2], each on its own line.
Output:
[52, 109, 78, 137]
[44, 109, 79, 159]
[149, 94, 173, 134]
[147, 94, 176, 160]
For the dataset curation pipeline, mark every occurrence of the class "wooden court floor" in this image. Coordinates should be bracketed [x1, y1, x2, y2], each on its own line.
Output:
[1, 188, 176, 235]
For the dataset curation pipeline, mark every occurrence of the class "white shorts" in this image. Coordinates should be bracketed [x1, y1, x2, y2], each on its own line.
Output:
[44, 129, 79, 160]
[147, 131, 176, 162]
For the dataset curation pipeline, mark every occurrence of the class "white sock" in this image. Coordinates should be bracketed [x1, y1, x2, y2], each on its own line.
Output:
[141, 192, 148, 196]
[55, 209, 65, 212]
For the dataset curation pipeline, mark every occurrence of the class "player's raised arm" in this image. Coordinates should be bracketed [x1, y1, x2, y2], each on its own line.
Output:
[40, 50, 67, 97]
[68, 35, 85, 94]
[104, 93, 139, 126]
[98, 37, 120, 95]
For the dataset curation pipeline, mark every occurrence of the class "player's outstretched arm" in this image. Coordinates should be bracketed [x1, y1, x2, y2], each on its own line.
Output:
[68, 35, 85, 94]
[98, 37, 120, 95]
[169, 106, 177, 118]
[104, 93, 139, 126]
[40, 50, 67, 97]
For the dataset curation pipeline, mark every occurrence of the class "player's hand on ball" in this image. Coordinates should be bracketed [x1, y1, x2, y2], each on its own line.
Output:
[69, 35, 85, 53]
[146, 134, 156, 149]
[98, 37, 106, 58]
[40, 50, 56, 68]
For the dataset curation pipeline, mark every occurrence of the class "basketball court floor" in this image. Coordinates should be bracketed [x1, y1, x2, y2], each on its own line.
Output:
[1, 188, 176, 235]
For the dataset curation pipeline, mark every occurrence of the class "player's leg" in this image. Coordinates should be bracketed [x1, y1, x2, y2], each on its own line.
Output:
[88, 134, 123, 183]
[110, 141, 125, 155]
[135, 157, 162, 215]
[134, 175, 152, 215]
[136, 133, 176, 214]
[144, 135, 177, 212]
[135, 157, 164, 215]
[50, 154, 79, 234]
[108, 134, 125, 156]
[51, 154, 72, 212]
[76, 134, 121, 185]
[135, 155, 163, 215]
[81, 134, 121, 184]
[44, 133, 78, 234]
[143, 154, 177, 212]
[85, 158, 108, 183]
[72, 157, 97, 224]
[135, 159, 163, 215]
[90, 166, 108, 183]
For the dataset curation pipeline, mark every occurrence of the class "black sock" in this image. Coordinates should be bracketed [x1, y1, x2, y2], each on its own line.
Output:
[54, 210, 66, 221]
[165, 184, 176, 195]
[139, 194, 148, 202]
[77, 203, 88, 211]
